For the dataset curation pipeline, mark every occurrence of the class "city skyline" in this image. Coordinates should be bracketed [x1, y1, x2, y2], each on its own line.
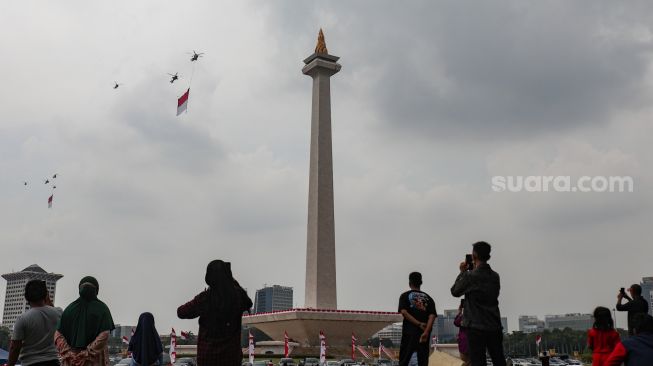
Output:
[1, 1, 652, 334]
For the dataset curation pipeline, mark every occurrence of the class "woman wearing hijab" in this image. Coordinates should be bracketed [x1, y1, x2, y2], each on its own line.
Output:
[177, 260, 253, 366]
[128, 313, 163, 366]
[55, 276, 115, 366]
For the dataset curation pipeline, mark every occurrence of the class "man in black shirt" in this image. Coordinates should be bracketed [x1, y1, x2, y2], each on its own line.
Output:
[398, 272, 437, 366]
[451, 241, 506, 366]
[617, 284, 650, 335]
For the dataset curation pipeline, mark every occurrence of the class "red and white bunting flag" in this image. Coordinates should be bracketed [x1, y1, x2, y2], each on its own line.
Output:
[131, 328, 135, 337]
[319, 331, 327, 365]
[432, 335, 438, 349]
[177, 88, 190, 116]
[381, 345, 395, 360]
[351, 333, 357, 360]
[356, 346, 371, 359]
[170, 328, 177, 363]
[122, 336, 129, 345]
[536, 335, 542, 346]
[284, 331, 289, 358]
[180, 331, 190, 340]
[48, 195, 53, 208]
[248, 330, 255, 364]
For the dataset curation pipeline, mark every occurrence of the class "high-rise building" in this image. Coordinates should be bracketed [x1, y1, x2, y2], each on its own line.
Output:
[544, 313, 593, 331]
[432, 309, 459, 343]
[501, 317, 509, 334]
[641, 277, 653, 316]
[519, 315, 545, 333]
[253, 285, 293, 314]
[2, 264, 63, 330]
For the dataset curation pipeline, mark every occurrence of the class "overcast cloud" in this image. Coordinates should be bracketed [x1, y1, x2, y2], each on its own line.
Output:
[1, 1, 652, 333]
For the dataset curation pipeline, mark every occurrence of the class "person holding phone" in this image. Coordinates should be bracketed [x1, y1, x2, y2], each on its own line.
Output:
[451, 241, 506, 366]
[617, 284, 650, 335]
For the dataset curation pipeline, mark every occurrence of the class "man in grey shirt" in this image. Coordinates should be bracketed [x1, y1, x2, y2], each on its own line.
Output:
[7, 280, 63, 366]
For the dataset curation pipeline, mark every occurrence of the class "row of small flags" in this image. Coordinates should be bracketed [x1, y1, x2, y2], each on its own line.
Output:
[247, 331, 397, 363]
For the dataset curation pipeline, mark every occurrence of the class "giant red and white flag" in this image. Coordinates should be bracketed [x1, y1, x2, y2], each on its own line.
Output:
[48, 195, 53, 208]
[319, 331, 327, 365]
[177, 88, 190, 116]
[284, 331, 289, 358]
[170, 328, 177, 363]
[248, 330, 255, 364]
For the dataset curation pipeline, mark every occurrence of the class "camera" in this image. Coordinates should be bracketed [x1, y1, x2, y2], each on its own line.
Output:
[620, 287, 632, 301]
[465, 254, 474, 271]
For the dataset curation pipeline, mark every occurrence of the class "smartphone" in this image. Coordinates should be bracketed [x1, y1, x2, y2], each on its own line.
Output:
[465, 254, 474, 271]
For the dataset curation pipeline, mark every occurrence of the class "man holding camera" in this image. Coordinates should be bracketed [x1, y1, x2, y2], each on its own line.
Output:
[398, 272, 437, 366]
[451, 241, 506, 366]
[617, 284, 650, 336]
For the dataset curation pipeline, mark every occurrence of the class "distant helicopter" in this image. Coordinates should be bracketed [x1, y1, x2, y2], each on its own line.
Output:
[113, 82, 122, 89]
[189, 50, 204, 62]
[168, 73, 179, 83]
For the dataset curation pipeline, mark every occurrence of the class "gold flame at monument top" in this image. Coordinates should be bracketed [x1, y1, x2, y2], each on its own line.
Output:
[315, 28, 328, 54]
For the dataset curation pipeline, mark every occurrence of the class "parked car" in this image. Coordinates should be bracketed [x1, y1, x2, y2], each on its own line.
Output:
[114, 358, 132, 366]
[326, 361, 340, 366]
[175, 357, 196, 366]
[161, 353, 173, 366]
[299, 358, 320, 366]
[253, 361, 274, 366]
[278, 358, 296, 366]
[338, 359, 356, 366]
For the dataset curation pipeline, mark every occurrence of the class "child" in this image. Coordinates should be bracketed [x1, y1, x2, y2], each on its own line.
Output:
[454, 299, 470, 366]
[588, 306, 620, 366]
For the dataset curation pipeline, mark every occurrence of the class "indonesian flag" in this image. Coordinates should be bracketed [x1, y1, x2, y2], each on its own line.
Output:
[351, 333, 357, 360]
[48, 195, 53, 208]
[177, 88, 190, 116]
[380, 344, 395, 360]
[319, 331, 327, 365]
[131, 328, 135, 337]
[356, 346, 371, 359]
[284, 331, 289, 358]
[122, 336, 129, 345]
[432, 335, 438, 349]
[180, 331, 190, 340]
[536, 335, 542, 346]
[248, 330, 255, 364]
[170, 328, 177, 363]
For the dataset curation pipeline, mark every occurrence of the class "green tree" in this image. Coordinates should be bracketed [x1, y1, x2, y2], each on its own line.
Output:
[0, 326, 10, 350]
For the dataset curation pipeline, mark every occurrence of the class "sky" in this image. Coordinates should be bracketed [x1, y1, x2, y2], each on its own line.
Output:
[1, 0, 652, 333]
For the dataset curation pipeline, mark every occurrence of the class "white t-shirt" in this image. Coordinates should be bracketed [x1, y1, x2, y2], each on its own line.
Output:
[11, 306, 63, 366]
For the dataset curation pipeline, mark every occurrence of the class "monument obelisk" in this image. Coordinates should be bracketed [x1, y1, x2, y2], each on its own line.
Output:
[303, 29, 341, 310]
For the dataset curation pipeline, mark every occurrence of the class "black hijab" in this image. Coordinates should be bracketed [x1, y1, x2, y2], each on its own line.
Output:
[128, 312, 162, 366]
[201, 260, 248, 337]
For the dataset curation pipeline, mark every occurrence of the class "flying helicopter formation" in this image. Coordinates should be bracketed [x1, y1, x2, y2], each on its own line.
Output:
[113, 50, 203, 89]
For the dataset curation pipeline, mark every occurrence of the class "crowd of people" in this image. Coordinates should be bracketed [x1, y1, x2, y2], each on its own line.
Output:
[396, 241, 653, 366]
[3, 248, 653, 366]
[5, 259, 251, 366]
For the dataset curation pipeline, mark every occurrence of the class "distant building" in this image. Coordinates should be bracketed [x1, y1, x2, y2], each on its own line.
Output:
[519, 315, 545, 333]
[112, 324, 136, 339]
[544, 313, 593, 331]
[433, 309, 459, 343]
[501, 317, 508, 333]
[2, 264, 63, 330]
[253, 285, 293, 314]
[641, 277, 653, 316]
[374, 322, 403, 346]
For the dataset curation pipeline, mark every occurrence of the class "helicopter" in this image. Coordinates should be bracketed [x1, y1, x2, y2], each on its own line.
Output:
[113, 81, 122, 89]
[168, 73, 180, 83]
[189, 50, 204, 62]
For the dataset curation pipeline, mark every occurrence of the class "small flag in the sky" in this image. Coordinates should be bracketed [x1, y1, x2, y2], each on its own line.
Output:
[177, 88, 190, 116]
[48, 195, 53, 208]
